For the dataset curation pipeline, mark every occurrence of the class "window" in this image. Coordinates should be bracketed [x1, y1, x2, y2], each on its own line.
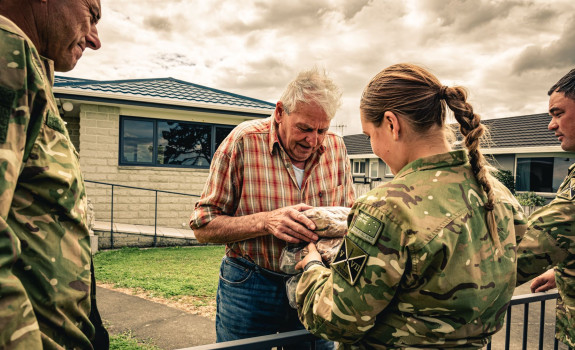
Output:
[120, 116, 234, 168]
[369, 159, 379, 178]
[353, 160, 366, 174]
[516, 157, 572, 193]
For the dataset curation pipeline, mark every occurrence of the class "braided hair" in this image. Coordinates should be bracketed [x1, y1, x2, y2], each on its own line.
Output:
[360, 63, 495, 211]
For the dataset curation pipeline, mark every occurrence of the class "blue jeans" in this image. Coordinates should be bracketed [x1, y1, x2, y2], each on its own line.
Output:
[216, 256, 335, 350]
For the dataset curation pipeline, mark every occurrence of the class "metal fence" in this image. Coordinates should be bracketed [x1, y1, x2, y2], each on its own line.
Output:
[178, 291, 571, 350]
[85, 180, 199, 249]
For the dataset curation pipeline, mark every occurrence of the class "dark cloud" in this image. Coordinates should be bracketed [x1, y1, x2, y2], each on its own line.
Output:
[423, 0, 523, 32]
[218, 0, 373, 35]
[153, 53, 196, 70]
[512, 15, 575, 74]
[144, 15, 173, 32]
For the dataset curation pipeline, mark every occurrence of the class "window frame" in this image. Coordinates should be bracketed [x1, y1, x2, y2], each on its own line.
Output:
[353, 160, 366, 175]
[119, 115, 234, 169]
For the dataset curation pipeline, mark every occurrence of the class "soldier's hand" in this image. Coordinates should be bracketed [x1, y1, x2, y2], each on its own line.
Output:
[530, 269, 556, 293]
[264, 204, 318, 244]
[295, 242, 322, 270]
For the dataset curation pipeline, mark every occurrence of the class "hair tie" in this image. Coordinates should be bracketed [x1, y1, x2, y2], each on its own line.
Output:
[439, 85, 449, 100]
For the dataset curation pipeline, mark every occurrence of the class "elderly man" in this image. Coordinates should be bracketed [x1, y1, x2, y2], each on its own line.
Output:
[0, 0, 106, 348]
[517, 68, 575, 348]
[191, 67, 355, 349]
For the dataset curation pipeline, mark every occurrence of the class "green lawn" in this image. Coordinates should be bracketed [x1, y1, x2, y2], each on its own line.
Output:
[94, 245, 224, 302]
[110, 331, 161, 350]
[96, 246, 225, 350]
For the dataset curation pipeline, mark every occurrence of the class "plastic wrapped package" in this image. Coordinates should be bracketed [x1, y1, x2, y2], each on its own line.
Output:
[279, 206, 350, 274]
[302, 206, 350, 238]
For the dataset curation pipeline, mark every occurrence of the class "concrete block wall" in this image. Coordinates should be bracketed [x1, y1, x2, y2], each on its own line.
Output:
[79, 103, 209, 229]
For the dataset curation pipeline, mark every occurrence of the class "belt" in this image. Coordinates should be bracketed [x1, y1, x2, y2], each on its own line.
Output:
[227, 256, 292, 281]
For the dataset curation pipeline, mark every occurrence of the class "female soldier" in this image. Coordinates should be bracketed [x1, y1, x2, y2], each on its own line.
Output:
[294, 63, 527, 349]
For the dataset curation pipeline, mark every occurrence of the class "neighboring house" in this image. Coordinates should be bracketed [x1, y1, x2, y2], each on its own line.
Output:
[54, 76, 275, 229]
[343, 113, 575, 198]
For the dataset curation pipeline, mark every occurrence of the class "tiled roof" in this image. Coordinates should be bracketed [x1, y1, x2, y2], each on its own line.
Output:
[343, 133, 372, 155]
[54, 76, 276, 110]
[479, 113, 556, 148]
[343, 113, 559, 155]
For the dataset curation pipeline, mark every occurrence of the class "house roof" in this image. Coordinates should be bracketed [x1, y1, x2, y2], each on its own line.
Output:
[343, 113, 561, 156]
[54, 76, 276, 112]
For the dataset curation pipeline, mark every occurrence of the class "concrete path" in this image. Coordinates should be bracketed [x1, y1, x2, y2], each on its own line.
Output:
[97, 287, 216, 349]
[98, 283, 568, 350]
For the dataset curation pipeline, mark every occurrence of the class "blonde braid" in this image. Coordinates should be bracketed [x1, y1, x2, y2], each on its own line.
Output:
[443, 86, 495, 211]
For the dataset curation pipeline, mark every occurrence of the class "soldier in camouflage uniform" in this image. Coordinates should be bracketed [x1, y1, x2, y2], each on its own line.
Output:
[0, 0, 105, 349]
[517, 68, 575, 347]
[293, 64, 527, 349]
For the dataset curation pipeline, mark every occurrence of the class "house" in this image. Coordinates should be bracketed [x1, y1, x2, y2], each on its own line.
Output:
[343, 113, 575, 198]
[54, 77, 275, 229]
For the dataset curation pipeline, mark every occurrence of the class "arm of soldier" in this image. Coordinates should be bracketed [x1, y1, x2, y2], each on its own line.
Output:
[0, 52, 43, 346]
[295, 234, 405, 344]
[516, 202, 573, 285]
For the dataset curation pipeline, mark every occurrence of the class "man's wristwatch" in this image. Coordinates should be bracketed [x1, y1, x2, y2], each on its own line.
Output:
[304, 260, 325, 271]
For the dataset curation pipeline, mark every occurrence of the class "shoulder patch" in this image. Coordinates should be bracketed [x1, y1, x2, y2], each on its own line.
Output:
[332, 236, 368, 286]
[0, 86, 15, 143]
[558, 178, 575, 201]
[349, 210, 384, 245]
[46, 110, 66, 134]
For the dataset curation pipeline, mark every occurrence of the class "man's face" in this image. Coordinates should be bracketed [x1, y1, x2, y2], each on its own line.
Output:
[548, 91, 575, 152]
[275, 101, 331, 168]
[41, 0, 102, 72]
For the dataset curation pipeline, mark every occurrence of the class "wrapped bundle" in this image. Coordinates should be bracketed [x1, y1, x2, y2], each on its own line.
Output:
[280, 206, 350, 274]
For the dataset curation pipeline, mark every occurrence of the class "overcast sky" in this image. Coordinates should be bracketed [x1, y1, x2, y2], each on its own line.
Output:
[63, 0, 575, 135]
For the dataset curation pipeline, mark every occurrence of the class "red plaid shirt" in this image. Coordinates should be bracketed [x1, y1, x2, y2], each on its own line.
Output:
[191, 117, 355, 271]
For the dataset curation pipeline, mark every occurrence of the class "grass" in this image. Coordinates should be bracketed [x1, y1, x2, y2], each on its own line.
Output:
[94, 246, 224, 306]
[110, 331, 160, 350]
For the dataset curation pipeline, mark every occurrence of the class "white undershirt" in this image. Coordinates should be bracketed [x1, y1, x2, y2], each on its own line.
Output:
[292, 165, 304, 188]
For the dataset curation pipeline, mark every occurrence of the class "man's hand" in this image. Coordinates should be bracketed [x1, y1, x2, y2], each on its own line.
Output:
[264, 203, 318, 243]
[295, 242, 322, 270]
[530, 269, 556, 293]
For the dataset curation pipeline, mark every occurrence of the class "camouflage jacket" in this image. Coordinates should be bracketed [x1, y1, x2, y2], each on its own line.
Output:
[296, 151, 527, 349]
[517, 163, 575, 347]
[0, 16, 94, 349]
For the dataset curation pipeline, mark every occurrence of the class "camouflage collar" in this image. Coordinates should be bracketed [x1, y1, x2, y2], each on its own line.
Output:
[395, 150, 468, 179]
[0, 15, 54, 86]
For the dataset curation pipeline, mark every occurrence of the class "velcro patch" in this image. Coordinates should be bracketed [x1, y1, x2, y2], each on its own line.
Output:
[558, 178, 575, 201]
[332, 236, 368, 286]
[46, 110, 66, 134]
[0, 86, 15, 143]
[349, 210, 384, 245]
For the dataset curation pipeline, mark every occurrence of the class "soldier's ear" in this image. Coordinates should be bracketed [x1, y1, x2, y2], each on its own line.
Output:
[383, 111, 400, 141]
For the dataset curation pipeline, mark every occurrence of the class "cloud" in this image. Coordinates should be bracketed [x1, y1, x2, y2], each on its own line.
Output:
[512, 15, 575, 74]
[422, 0, 523, 32]
[144, 15, 173, 33]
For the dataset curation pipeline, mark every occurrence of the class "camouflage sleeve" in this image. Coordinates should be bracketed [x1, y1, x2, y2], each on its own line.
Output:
[296, 204, 406, 344]
[516, 197, 575, 285]
[0, 31, 43, 347]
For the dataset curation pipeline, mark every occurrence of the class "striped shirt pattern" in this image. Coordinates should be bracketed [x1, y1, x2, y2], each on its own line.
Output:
[191, 117, 355, 271]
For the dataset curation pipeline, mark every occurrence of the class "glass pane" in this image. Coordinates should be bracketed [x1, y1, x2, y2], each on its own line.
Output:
[370, 159, 378, 178]
[215, 126, 234, 152]
[121, 119, 154, 164]
[157, 121, 211, 167]
[553, 157, 572, 192]
[516, 158, 553, 192]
